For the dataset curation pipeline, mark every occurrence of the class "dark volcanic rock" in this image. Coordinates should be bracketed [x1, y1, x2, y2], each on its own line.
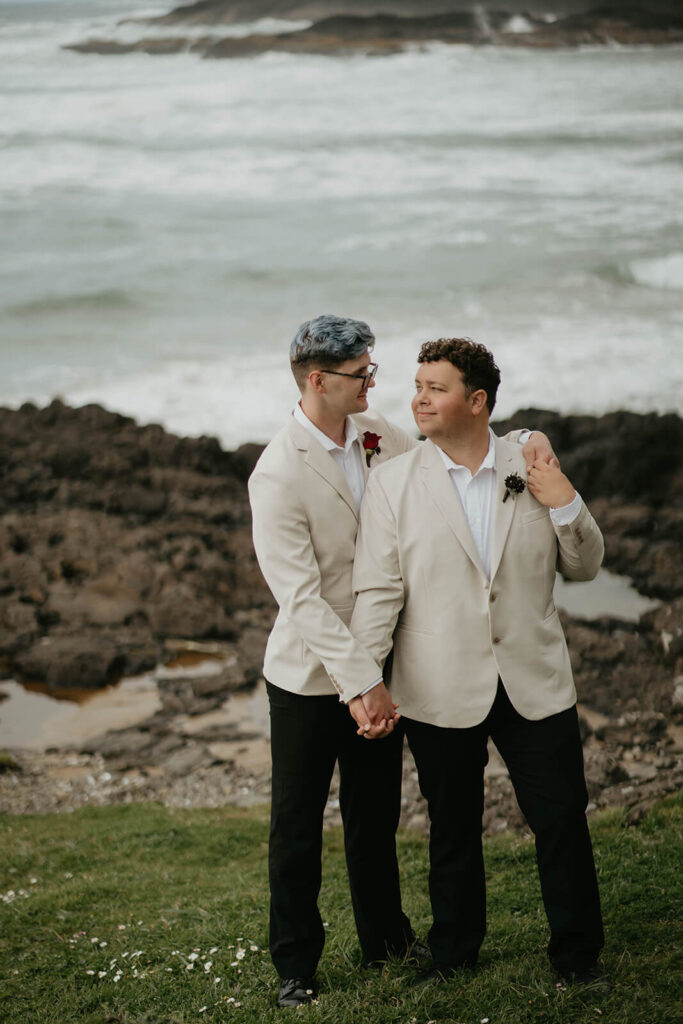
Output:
[0, 400, 272, 690]
[64, 3, 683, 57]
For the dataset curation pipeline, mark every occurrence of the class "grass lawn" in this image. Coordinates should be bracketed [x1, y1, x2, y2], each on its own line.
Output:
[0, 794, 680, 1024]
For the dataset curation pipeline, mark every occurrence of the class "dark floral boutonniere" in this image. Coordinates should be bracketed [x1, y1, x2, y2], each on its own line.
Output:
[362, 431, 382, 467]
[503, 471, 526, 502]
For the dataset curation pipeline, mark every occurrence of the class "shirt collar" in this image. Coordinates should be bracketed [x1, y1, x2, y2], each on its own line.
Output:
[294, 402, 358, 454]
[436, 429, 497, 477]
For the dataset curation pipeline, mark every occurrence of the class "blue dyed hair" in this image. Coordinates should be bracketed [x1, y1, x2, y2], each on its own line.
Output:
[289, 314, 375, 385]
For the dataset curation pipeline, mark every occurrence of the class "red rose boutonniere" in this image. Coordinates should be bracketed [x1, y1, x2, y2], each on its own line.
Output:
[362, 431, 382, 467]
[503, 471, 526, 502]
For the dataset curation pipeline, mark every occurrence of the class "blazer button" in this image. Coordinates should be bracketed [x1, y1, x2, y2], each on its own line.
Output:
[493, 636, 501, 645]
[490, 593, 497, 602]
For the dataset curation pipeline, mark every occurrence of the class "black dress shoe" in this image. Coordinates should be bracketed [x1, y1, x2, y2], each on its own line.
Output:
[277, 977, 316, 1008]
[413, 965, 458, 988]
[560, 964, 610, 988]
[362, 938, 433, 970]
[402, 939, 432, 967]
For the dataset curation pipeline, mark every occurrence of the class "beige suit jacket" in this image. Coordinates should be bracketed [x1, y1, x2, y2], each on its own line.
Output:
[248, 411, 417, 702]
[350, 435, 604, 727]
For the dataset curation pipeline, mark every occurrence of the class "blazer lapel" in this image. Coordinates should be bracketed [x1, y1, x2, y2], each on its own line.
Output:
[489, 436, 521, 582]
[420, 440, 487, 578]
[288, 416, 358, 519]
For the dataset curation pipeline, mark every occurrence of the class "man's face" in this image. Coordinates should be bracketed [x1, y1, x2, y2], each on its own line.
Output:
[411, 359, 478, 439]
[320, 350, 376, 416]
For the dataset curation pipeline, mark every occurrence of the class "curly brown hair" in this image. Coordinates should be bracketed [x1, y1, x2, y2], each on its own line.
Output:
[418, 338, 500, 413]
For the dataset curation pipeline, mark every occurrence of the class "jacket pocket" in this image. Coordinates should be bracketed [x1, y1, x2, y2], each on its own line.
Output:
[521, 507, 549, 525]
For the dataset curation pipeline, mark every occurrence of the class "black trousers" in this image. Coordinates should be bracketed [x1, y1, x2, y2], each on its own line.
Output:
[267, 681, 413, 978]
[405, 680, 604, 974]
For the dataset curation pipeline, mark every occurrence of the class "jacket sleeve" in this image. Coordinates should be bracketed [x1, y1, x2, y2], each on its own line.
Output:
[554, 501, 604, 581]
[350, 473, 406, 670]
[248, 466, 382, 703]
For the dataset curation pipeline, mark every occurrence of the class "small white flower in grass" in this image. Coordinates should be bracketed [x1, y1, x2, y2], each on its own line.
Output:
[118, 924, 126, 930]
[249, 944, 258, 952]
[98, 971, 107, 978]
[122, 952, 129, 959]
[235, 950, 245, 961]
[214, 978, 221, 985]
[64, 872, 73, 879]
[236, 937, 243, 942]
[198, 1007, 207, 1014]
[204, 962, 212, 972]
[230, 961, 238, 967]
[186, 963, 195, 971]
[188, 952, 199, 961]
[481, 1019, 490, 1023]
[30, 878, 37, 885]
[209, 947, 218, 954]
[99, 941, 107, 948]
[86, 970, 94, 976]
[91, 938, 98, 944]
[165, 968, 173, 973]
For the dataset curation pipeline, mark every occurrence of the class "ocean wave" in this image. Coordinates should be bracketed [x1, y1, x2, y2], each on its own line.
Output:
[629, 253, 683, 291]
[6, 289, 135, 316]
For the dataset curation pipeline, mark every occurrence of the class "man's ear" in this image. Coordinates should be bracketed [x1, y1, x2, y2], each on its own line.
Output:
[308, 369, 326, 394]
[470, 388, 488, 416]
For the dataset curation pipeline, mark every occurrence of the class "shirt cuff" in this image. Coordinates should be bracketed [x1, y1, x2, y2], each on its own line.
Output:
[359, 677, 383, 696]
[550, 490, 582, 526]
[517, 429, 532, 445]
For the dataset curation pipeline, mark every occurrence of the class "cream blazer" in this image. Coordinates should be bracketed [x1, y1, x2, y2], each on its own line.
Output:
[350, 435, 604, 727]
[248, 411, 417, 702]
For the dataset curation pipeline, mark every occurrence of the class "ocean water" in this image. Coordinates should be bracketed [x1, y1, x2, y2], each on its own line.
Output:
[1, 0, 682, 447]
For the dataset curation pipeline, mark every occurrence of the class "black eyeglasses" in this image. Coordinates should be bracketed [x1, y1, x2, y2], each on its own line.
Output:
[321, 362, 378, 387]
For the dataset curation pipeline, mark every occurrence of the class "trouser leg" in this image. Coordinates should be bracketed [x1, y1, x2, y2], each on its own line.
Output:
[490, 683, 604, 973]
[338, 718, 413, 962]
[267, 682, 338, 979]
[405, 715, 489, 969]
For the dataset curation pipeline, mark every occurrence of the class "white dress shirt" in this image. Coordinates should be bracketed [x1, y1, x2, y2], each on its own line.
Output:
[437, 430, 582, 579]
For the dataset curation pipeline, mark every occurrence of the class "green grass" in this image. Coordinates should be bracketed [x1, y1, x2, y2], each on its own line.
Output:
[0, 795, 681, 1024]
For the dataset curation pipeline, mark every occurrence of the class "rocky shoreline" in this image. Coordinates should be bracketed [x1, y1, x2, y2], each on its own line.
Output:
[64, 2, 683, 58]
[0, 401, 681, 832]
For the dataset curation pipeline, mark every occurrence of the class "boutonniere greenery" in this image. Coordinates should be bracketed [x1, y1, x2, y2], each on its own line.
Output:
[362, 431, 382, 467]
[503, 471, 526, 502]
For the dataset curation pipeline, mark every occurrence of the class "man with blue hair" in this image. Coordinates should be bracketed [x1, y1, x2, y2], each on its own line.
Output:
[248, 315, 552, 1007]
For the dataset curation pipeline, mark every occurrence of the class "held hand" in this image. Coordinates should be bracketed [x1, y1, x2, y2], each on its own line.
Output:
[527, 459, 576, 509]
[349, 683, 399, 740]
[348, 695, 372, 737]
[522, 431, 559, 470]
[362, 682, 400, 738]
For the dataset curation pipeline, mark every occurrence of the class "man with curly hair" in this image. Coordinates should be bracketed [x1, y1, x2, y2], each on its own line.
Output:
[350, 337, 605, 988]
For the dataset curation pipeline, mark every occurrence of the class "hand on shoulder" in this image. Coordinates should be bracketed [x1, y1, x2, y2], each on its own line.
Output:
[527, 459, 576, 509]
